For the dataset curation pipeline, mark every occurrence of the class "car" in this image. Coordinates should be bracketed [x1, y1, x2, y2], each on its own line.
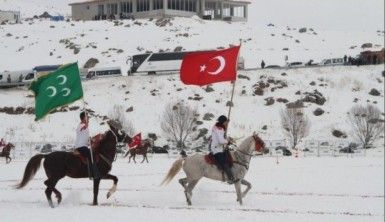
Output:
[275, 146, 292, 156]
[288, 62, 304, 68]
[265, 65, 281, 69]
[320, 58, 344, 66]
[151, 146, 168, 153]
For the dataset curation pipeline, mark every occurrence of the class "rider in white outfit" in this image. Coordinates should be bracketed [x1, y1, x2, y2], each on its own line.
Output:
[210, 115, 238, 184]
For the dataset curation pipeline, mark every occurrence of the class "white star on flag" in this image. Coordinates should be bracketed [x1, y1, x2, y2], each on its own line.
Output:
[200, 64, 206, 72]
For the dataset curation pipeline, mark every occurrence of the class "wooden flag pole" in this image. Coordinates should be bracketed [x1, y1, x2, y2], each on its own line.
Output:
[225, 41, 241, 137]
[82, 99, 95, 166]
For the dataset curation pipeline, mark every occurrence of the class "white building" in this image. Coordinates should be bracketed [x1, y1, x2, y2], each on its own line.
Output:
[0, 10, 21, 24]
[70, 0, 250, 22]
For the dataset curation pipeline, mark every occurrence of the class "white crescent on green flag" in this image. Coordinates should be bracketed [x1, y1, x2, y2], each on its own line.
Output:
[29, 63, 84, 120]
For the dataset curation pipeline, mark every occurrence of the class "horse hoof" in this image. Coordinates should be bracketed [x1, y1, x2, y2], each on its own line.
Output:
[48, 201, 54, 208]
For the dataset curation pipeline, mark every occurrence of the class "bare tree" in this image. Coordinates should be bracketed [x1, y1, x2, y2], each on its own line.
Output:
[280, 107, 310, 149]
[348, 104, 384, 149]
[161, 102, 198, 149]
[109, 105, 135, 136]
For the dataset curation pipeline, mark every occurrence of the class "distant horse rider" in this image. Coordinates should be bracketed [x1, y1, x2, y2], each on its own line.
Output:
[74, 111, 99, 179]
[210, 115, 238, 184]
[0, 138, 6, 153]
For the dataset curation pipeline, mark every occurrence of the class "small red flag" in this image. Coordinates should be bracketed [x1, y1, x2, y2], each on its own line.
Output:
[128, 133, 141, 149]
[180, 46, 240, 86]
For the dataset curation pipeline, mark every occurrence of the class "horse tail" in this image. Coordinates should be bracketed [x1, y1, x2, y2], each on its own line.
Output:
[15, 154, 45, 189]
[160, 157, 185, 186]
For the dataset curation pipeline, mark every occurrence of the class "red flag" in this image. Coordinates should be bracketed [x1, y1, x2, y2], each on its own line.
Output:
[180, 46, 240, 86]
[128, 133, 141, 149]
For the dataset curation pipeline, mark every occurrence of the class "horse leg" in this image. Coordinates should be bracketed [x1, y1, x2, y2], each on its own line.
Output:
[234, 181, 243, 205]
[6, 156, 11, 164]
[44, 178, 59, 208]
[240, 179, 252, 199]
[145, 154, 149, 163]
[185, 179, 200, 206]
[103, 174, 118, 199]
[52, 187, 62, 205]
[141, 154, 145, 163]
[178, 177, 188, 190]
[93, 178, 101, 205]
[128, 155, 132, 163]
[133, 154, 136, 164]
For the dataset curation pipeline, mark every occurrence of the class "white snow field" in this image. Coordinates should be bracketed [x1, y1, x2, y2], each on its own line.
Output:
[0, 153, 383, 222]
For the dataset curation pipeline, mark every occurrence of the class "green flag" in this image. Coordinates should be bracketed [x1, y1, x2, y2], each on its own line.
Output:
[29, 63, 83, 120]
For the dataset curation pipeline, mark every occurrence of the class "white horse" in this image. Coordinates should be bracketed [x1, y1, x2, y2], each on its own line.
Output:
[161, 133, 265, 205]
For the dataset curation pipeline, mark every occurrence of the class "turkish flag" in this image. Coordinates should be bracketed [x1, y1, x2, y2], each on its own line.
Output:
[180, 46, 240, 86]
[128, 133, 141, 149]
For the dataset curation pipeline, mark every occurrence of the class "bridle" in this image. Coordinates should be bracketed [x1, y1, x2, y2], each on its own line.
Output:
[99, 129, 129, 166]
[233, 135, 265, 169]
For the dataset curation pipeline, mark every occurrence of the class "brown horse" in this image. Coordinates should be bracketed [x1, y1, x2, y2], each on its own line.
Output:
[124, 139, 152, 163]
[15, 122, 132, 207]
[0, 143, 15, 164]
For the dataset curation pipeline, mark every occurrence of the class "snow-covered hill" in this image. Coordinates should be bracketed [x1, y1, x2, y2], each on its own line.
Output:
[0, 0, 384, 72]
[0, 65, 383, 149]
[0, 0, 384, 149]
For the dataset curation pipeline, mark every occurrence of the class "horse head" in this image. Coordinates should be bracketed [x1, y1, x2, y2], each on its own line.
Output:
[237, 133, 265, 155]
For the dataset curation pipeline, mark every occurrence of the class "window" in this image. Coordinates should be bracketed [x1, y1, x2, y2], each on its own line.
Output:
[168, 0, 195, 11]
[25, 73, 34, 80]
[233, 6, 245, 18]
[154, 0, 163, 10]
[148, 52, 186, 61]
[107, 3, 118, 15]
[137, 0, 150, 12]
[98, 4, 104, 15]
[120, 1, 133, 13]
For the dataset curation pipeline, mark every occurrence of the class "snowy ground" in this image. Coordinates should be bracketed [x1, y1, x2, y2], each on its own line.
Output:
[0, 153, 383, 222]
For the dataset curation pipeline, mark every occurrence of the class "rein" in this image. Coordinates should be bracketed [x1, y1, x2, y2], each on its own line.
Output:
[233, 137, 264, 170]
[98, 130, 128, 166]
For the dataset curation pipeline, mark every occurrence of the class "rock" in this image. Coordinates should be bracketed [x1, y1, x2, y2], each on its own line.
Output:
[148, 133, 158, 141]
[309, 81, 316, 86]
[303, 90, 326, 105]
[262, 125, 267, 130]
[332, 130, 347, 138]
[174, 46, 183, 52]
[264, 97, 275, 106]
[204, 85, 214, 93]
[253, 87, 264, 96]
[238, 74, 250, 80]
[39, 11, 51, 18]
[313, 108, 325, 116]
[277, 98, 289, 103]
[203, 113, 214, 121]
[361, 43, 373, 48]
[84, 58, 99, 68]
[299, 27, 307, 33]
[286, 100, 304, 108]
[369, 88, 381, 96]
[126, 106, 134, 112]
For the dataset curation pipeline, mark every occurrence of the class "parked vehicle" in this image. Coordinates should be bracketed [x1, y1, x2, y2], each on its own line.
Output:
[320, 58, 344, 66]
[0, 69, 33, 86]
[288, 62, 304, 68]
[86, 66, 122, 79]
[126, 51, 245, 75]
[265, 65, 281, 69]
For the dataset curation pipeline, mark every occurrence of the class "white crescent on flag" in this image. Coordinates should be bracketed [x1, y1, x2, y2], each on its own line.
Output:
[207, 56, 226, 75]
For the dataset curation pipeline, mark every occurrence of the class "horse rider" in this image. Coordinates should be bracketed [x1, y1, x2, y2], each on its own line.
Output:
[210, 115, 238, 184]
[0, 138, 5, 153]
[74, 111, 99, 179]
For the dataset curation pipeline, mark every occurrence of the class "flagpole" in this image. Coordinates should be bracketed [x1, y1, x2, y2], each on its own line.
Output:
[83, 98, 95, 176]
[225, 41, 241, 138]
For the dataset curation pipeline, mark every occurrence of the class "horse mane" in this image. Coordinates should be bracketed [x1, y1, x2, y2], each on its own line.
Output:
[237, 136, 254, 151]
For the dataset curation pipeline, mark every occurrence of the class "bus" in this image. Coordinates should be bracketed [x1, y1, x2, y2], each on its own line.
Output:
[126, 51, 245, 75]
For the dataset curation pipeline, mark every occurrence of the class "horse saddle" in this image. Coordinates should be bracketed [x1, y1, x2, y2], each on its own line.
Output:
[204, 150, 234, 169]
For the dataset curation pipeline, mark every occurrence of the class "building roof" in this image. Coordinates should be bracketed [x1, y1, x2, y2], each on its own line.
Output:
[70, 0, 251, 6]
